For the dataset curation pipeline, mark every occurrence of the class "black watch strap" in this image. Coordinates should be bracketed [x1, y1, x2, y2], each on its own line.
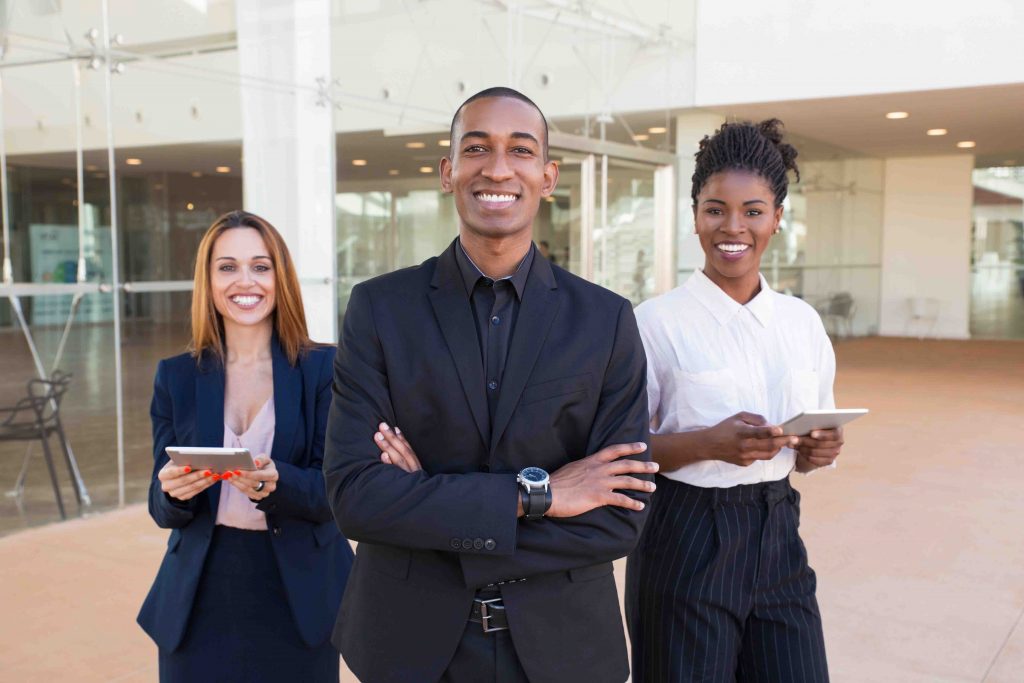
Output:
[521, 486, 552, 521]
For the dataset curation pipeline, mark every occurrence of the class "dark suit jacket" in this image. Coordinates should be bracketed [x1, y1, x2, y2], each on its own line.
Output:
[137, 340, 354, 652]
[324, 241, 651, 683]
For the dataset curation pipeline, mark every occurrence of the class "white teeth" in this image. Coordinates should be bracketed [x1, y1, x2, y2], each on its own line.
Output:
[717, 243, 749, 253]
[231, 295, 261, 306]
[477, 193, 517, 203]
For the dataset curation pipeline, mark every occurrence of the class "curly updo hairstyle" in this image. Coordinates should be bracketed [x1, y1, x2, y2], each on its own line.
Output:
[691, 118, 800, 208]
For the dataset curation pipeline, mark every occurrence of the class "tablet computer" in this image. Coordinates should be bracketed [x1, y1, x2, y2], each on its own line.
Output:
[779, 409, 869, 436]
[165, 446, 257, 472]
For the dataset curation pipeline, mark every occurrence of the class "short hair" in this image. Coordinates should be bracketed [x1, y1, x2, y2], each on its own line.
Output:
[691, 119, 800, 207]
[449, 86, 549, 161]
[190, 210, 313, 366]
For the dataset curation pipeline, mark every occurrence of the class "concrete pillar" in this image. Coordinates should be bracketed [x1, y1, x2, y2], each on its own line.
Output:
[879, 154, 974, 339]
[674, 111, 725, 280]
[236, 0, 336, 344]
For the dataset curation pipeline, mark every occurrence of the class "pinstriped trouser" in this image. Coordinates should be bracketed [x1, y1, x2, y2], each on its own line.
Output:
[626, 476, 829, 683]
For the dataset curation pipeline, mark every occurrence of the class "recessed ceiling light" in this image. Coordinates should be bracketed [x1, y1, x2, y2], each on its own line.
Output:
[125, 157, 142, 165]
[85, 164, 98, 171]
[186, 202, 194, 210]
[885, 111, 909, 119]
[388, 169, 400, 176]
[419, 166, 433, 174]
[406, 141, 426, 149]
[191, 171, 203, 178]
[648, 126, 667, 134]
[216, 166, 231, 173]
[438, 139, 450, 147]
[351, 159, 367, 166]
[956, 141, 976, 148]
[632, 134, 650, 141]
[926, 128, 947, 136]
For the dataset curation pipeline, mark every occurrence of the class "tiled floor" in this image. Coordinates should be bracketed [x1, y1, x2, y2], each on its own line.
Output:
[1, 337, 1022, 682]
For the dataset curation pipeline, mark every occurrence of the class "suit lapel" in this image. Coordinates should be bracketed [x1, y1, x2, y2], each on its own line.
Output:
[490, 255, 560, 453]
[195, 353, 225, 517]
[428, 243, 490, 448]
[270, 338, 301, 464]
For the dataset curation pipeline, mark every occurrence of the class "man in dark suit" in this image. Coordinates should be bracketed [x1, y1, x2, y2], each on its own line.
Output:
[324, 87, 658, 683]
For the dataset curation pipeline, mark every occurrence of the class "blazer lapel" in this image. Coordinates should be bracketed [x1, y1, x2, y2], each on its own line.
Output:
[270, 337, 301, 464]
[195, 353, 225, 517]
[490, 255, 560, 453]
[428, 242, 490, 448]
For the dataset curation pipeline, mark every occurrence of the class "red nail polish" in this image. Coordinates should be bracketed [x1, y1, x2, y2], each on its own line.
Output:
[234, 470, 241, 476]
[212, 474, 221, 481]
[223, 472, 232, 480]
[183, 466, 192, 474]
[203, 470, 212, 477]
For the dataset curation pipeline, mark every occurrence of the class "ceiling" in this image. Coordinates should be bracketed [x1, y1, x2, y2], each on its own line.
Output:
[705, 82, 1024, 167]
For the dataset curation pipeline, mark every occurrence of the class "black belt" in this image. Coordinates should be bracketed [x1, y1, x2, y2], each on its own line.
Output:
[469, 593, 509, 633]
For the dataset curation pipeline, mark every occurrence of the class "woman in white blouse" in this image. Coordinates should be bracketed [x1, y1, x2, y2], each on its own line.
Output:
[626, 120, 842, 683]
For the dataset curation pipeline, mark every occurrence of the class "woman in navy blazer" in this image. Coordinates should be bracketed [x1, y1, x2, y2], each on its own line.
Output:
[137, 210, 353, 682]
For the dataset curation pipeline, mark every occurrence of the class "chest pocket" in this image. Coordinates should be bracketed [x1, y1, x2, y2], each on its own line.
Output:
[673, 368, 738, 427]
[787, 369, 820, 417]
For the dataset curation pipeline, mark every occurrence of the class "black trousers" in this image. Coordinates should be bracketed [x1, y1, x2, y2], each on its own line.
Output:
[626, 476, 828, 683]
[440, 593, 530, 683]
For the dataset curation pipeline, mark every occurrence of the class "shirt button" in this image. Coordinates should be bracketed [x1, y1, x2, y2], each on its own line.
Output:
[484, 539, 496, 551]
[473, 538, 484, 550]
[491, 315, 500, 325]
[487, 380, 498, 391]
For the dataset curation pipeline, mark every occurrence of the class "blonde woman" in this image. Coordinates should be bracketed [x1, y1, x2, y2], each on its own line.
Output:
[137, 210, 352, 682]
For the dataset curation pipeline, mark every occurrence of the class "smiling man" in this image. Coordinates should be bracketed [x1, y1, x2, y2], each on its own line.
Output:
[323, 87, 656, 683]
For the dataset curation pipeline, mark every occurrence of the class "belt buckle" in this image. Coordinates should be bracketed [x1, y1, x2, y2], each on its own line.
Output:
[476, 596, 508, 634]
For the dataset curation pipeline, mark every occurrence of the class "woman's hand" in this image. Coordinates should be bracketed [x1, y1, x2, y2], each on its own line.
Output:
[227, 455, 279, 501]
[706, 412, 799, 467]
[158, 461, 216, 501]
[374, 423, 422, 473]
[794, 428, 844, 472]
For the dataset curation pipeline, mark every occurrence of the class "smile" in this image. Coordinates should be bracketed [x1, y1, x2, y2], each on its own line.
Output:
[715, 243, 751, 261]
[230, 294, 264, 309]
[474, 192, 519, 209]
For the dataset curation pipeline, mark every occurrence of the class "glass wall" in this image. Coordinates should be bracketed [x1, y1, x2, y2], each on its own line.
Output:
[970, 166, 1024, 339]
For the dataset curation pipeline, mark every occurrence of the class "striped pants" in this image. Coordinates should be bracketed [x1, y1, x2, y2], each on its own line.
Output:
[626, 476, 828, 683]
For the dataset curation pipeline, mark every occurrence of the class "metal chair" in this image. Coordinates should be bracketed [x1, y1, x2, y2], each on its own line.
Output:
[0, 372, 78, 519]
[819, 292, 856, 339]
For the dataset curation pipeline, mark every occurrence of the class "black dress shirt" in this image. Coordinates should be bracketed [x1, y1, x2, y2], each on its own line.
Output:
[454, 239, 535, 425]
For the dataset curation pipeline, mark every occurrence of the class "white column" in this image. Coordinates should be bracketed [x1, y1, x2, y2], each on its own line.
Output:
[674, 111, 725, 281]
[879, 155, 974, 339]
[237, 0, 336, 344]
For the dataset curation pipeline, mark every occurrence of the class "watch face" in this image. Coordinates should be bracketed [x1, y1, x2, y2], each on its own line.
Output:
[521, 467, 548, 484]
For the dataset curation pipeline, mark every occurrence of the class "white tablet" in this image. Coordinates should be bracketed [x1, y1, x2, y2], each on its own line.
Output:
[165, 446, 258, 471]
[778, 409, 869, 436]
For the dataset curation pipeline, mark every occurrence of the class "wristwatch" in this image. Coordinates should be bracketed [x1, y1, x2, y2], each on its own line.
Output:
[517, 467, 552, 521]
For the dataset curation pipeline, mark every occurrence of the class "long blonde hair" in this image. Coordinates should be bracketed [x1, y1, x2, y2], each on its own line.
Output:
[190, 210, 312, 366]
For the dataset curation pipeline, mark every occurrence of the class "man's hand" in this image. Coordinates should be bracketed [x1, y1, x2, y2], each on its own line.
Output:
[374, 423, 422, 473]
[546, 443, 657, 518]
[706, 412, 799, 467]
[794, 427, 844, 473]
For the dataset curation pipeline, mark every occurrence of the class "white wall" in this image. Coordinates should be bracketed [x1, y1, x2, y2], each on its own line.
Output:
[879, 155, 974, 338]
[695, 0, 1024, 106]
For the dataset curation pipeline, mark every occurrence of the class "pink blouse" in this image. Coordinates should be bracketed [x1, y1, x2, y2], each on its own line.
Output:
[215, 396, 274, 531]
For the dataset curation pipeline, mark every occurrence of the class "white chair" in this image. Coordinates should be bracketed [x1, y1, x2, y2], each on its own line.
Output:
[906, 297, 940, 339]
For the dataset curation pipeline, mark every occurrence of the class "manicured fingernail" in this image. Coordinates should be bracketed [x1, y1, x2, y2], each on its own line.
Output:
[638, 502, 646, 510]
[224, 472, 233, 479]
[381, 423, 391, 432]
[183, 466, 191, 473]
[234, 470, 241, 476]
[375, 433, 384, 441]
[648, 462, 659, 471]
[381, 453, 391, 464]
[394, 427, 402, 435]
[649, 482, 657, 491]
[203, 470, 211, 477]
[636, 442, 647, 450]
[212, 474, 221, 481]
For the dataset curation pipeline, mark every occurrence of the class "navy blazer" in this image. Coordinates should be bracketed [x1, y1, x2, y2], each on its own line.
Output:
[137, 340, 353, 652]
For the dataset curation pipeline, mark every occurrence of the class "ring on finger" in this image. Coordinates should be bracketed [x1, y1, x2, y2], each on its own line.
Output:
[254, 480, 266, 493]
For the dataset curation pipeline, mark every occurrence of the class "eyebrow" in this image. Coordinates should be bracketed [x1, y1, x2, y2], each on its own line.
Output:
[215, 255, 271, 261]
[460, 130, 540, 146]
[702, 198, 769, 206]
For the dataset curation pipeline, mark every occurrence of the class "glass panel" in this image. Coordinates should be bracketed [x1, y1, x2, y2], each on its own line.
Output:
[770, 157, 885, 336]
[970, 166, 1024, 339]
[536, 152, 584, 275]
[598, 158, 657, 305]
